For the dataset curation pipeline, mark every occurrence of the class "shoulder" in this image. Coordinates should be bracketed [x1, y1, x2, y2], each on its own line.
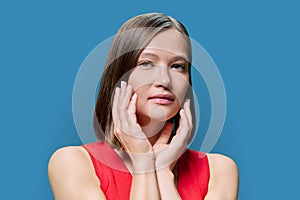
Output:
[49, 145, 89, 162]
[205, 153, 239, 200]
[48, 146, 106, 199]
[206, 153, 238, 175]
[48, 146, 93, 176]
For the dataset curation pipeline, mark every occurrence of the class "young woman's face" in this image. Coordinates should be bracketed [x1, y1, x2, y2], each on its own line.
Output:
[128, 28, 190, 125]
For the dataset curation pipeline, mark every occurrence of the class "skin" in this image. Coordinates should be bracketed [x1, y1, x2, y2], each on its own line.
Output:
[48, 29, 239, 200]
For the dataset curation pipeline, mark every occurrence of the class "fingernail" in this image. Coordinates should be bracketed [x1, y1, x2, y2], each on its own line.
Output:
[121, 81, 126, 88]
[131, 93, 137, 100]
[126, 85, 132, 91]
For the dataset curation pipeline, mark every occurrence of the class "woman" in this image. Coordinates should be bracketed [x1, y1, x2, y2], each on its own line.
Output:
[48, 13, 239, 200]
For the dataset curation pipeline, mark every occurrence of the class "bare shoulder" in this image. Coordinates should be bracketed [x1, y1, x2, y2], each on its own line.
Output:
[48, 146, 91, 171]
[48, 146, 106, 200]
[205, 153, 239, 200]
[207, 153, 238, 175]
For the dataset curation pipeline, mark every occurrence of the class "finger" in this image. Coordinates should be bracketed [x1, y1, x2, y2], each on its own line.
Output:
[183, 99, 193, 129]
[128, 93, 137, 123]
[155, 122, 173, 145]
[171, 109, 190, 145]
[118, 81, 127, 108]
[112, 87, 121, 126]
[118, 81, 131, 128]
[120, 82, 132, 110]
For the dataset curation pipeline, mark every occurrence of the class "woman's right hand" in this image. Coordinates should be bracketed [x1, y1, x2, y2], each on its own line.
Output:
[113, 81, 161, 174]
[112, 81, 153, 154]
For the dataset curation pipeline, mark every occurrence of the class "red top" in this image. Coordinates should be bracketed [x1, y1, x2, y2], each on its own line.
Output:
[83, 142, 210, 200]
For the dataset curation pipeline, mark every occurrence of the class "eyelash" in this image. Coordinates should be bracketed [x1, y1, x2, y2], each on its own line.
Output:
[138, 61, 186, 71]
[139, 61, 154, 68]
[171, 64, 186, 71]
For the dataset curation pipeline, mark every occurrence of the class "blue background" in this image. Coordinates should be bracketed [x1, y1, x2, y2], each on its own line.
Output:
[1, 0, 299, 199]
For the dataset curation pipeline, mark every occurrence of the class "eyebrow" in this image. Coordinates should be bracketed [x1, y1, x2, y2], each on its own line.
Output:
[139, 52, 159, 59]
[139, 52, 189, 63]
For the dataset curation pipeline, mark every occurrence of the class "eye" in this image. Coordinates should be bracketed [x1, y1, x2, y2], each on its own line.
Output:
[171, 64, 186, 71]
[139, 61, 155, 68]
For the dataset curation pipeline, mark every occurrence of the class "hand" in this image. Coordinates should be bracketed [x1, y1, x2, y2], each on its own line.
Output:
[153, 100, 193, 172]
[112, 81, 157, 173]
[112, 81, 152, 154]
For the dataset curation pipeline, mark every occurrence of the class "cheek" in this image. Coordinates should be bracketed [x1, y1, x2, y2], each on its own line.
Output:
[171, 74, 190, 104]
[177, 85, 189, 104]
[128, 69, 153, 91]
[133, 86, 150, 110]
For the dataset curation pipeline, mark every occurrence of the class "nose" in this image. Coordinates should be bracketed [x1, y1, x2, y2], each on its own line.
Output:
[154, 65, 171, 90]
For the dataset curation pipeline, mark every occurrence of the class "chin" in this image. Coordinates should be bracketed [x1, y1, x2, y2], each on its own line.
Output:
[139, 105, 179, 123]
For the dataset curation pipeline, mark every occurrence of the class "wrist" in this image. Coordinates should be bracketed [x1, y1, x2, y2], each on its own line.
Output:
[156, 168, 174, 179]
[130, 151, 156, 174]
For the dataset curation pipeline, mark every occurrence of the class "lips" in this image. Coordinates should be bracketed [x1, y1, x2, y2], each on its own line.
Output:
[148, 94, 175, 105]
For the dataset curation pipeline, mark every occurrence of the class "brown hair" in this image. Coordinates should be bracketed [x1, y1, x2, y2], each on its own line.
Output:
[94, 13, 194, 147]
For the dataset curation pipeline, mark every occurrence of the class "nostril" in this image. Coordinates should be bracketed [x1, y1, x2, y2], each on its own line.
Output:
[163, 84, 172, 91]
[153, 65, 172, 89]
[155, 82, 172, 91]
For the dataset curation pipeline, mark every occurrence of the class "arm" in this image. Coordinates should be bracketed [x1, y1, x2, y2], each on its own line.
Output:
[205, 154, 239, 200]
[48, 146, 106, 200]
[113, 82, 161, 200]
[127, 151, 160, 200]
[156, 168, 181, 200]
[153, 101, 193, 200]
[130, 170, 160, 200]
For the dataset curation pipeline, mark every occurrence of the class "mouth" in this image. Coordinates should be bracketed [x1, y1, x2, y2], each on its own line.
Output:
[148, 94, 175, 105]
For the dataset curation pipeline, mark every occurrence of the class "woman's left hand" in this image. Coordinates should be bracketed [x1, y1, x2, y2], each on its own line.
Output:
[153, 100, 193, 171]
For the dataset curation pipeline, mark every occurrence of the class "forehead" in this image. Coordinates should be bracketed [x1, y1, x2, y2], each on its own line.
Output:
[143, 29, 190, 61]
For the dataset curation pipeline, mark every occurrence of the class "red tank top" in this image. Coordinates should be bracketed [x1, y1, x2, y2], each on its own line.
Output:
[83, 142, 210, 200]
